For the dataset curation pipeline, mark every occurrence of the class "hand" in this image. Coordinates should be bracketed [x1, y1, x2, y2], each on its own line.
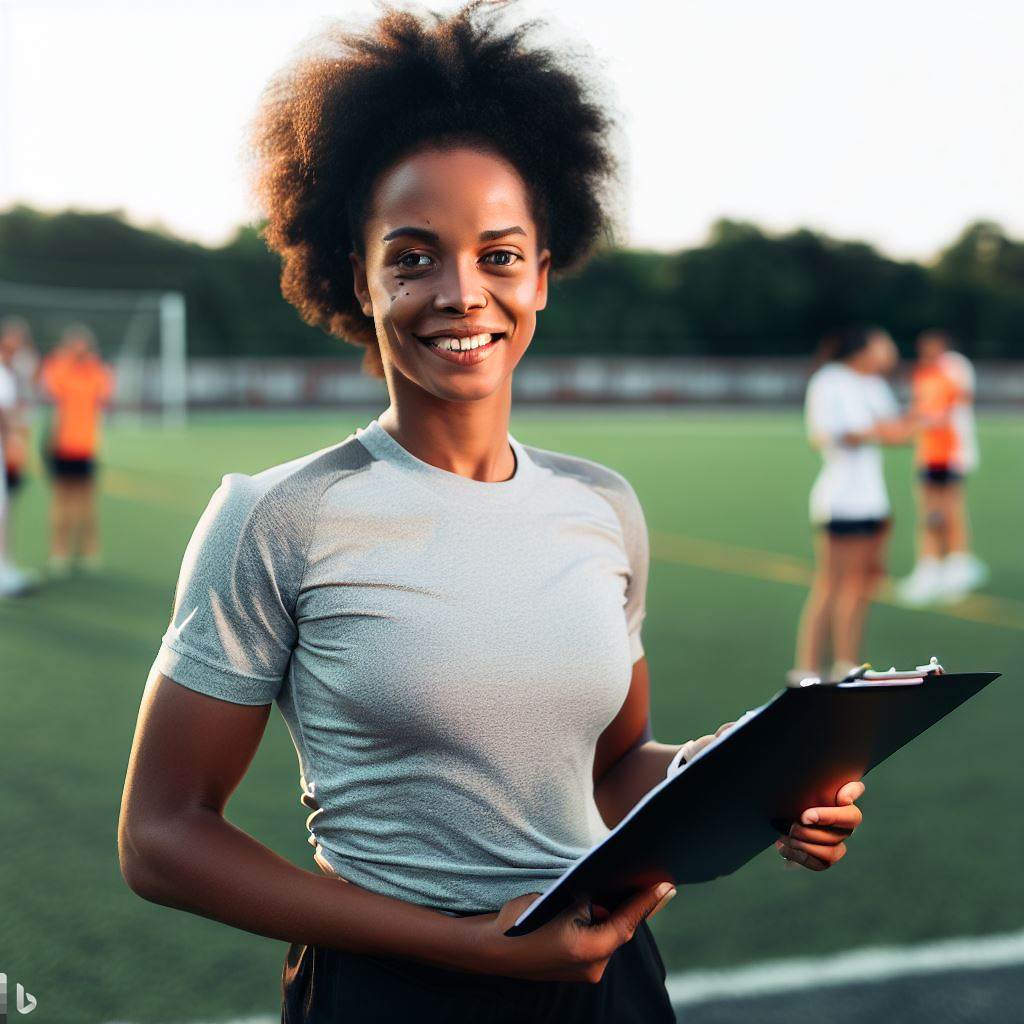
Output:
[776, 780, 865, 871]
[458, 881, 676, 983]
[678, 721, 736, 765]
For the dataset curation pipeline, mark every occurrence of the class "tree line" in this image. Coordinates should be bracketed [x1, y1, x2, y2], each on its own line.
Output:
[1, 205, 1021, 359]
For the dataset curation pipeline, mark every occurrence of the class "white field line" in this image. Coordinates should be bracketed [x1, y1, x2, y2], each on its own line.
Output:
[101, 928, 1024, 1024]
[666, 927, 1024, 1007]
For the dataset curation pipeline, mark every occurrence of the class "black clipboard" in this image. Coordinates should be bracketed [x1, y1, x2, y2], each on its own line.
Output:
[506, 668, 1001, 937]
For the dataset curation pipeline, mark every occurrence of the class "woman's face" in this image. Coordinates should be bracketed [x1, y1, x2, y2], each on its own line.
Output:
[351, 145, 551, 403]
[863, 330, 898, 374]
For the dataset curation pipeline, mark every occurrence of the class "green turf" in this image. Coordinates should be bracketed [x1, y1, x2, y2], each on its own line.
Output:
[1, 409, 1021, 1023]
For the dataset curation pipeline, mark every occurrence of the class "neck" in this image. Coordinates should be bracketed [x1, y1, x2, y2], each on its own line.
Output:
[376, 383, 516, 483]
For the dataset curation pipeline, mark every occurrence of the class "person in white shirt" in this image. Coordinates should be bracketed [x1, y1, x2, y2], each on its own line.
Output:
[0, 350, 32, 597]
[790, 326, 914, 683]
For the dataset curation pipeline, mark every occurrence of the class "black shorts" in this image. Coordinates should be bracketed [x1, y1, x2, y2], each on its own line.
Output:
[281, 918, 675, 1024]
[48, 454, 96, 479]
[920, 464, 963, 485]
[820, 517, 890, 537]
[4, 466, 23, 493]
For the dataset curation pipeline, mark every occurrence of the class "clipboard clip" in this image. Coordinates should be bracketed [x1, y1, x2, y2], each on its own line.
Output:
[787, 656, 944, 688]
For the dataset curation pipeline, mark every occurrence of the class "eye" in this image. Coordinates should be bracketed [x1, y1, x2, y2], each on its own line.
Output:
[396, 252, 433, 269]
[482, 251, 522, 267]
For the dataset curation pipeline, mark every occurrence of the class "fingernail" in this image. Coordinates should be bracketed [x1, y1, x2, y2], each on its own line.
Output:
[649, 887, 677, 918]
[801, 810, 819, 825]
[657, 882, 675, 899]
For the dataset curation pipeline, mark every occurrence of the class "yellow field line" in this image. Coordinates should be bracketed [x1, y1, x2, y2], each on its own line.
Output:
[100, 467, 204, 511]
[651, 530, 1024, 632]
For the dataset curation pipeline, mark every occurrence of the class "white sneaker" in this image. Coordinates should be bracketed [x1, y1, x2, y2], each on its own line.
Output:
[785, 668, 820, 687]
[939, 553, 990, 602]
[0, 562, 35, 597]
[897, 558, 944, 607]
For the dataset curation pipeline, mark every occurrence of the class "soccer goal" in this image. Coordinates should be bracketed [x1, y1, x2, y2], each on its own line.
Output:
[0, 278, 187, 427]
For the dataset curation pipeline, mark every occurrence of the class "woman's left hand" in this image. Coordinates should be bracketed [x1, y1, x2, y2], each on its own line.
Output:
[776, 780, 865, 871]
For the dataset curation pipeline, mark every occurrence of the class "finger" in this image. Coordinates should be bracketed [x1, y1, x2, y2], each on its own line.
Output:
[598, 882, 675, 946]
[777, 837, 847, 868]
[799, 804, 863, 830]
[496, 891, 545, 931]
[714, 721, 736, 737]
[836, 780, 866, 804]
[788, 822, 853, 845]
[779, 844, 829, 870]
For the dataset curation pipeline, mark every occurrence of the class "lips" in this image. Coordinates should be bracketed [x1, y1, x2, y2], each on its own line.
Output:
[416, 332, 505, 366]
[416, 332, 505, 351]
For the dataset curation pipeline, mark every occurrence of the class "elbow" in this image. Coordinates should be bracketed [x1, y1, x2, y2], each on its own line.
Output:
[117, 814, 177, 904]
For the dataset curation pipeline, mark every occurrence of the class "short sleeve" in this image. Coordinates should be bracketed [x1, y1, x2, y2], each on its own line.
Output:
[872, 377, 900, 420]
[620, 480, 650, 664]
[151, 473, 303, 705]
[0, 368, 17, 410]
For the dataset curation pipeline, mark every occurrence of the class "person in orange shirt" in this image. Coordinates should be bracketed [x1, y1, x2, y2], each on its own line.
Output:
[40, 324, 115, 575]
[897, 329, 988, 605]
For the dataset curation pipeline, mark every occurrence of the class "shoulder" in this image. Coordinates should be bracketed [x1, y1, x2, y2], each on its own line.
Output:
[806, 363, 845, 403]
[197, 433, 375, 565]
[521, 442, 646, 539]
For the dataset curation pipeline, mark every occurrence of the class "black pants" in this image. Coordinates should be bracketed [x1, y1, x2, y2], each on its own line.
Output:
[281, 919, 676, 1023]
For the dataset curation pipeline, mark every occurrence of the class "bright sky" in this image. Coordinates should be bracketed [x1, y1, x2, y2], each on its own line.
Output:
[1, 0, 1021, 260]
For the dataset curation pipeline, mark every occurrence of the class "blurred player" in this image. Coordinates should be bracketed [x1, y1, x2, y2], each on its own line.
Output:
[790, 327, 914, 684]
[897, 329, 987, 605]
[39, 324, 116, 575]
[0, 328, 35, 596]
[1, 315, 42, 528]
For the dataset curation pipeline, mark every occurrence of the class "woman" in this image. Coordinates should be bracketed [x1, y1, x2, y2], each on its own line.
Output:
[119, 3, 866, 1020]
[39, 324, 115, 575]
[791, 325, 914, 684]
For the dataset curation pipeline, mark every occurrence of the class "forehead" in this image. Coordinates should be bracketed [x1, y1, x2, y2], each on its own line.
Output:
[368, 146, 534, 239]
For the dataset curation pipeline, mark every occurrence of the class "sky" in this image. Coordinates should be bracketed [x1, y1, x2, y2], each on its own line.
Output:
[1, 0, 1022, 260]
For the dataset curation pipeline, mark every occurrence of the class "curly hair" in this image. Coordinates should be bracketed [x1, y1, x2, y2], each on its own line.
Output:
[246, 0, 623, 378]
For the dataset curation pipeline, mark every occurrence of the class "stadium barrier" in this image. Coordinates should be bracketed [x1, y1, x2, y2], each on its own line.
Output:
[111, 357, 1024, 410]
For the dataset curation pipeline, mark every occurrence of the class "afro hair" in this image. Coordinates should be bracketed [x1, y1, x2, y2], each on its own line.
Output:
[246, 0, 624, 378]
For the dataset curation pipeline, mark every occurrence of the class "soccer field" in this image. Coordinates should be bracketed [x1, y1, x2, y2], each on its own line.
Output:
[2, 409, 1021, 1023]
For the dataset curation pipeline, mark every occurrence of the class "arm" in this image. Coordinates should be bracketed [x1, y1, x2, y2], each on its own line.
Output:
[118, 667, 466, 963]
[591, 657, 865, 871]
[843, 416, 917, 446]
[592, 656, 681, 828]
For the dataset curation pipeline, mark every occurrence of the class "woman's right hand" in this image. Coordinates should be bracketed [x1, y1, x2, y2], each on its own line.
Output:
[456, 881, 676, 983]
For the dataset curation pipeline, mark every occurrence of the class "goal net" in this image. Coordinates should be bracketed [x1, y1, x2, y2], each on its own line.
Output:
[0, 279, 187, 427]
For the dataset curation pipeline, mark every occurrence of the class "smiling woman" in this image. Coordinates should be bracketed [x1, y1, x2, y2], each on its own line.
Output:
[117, 2, 866, 1022]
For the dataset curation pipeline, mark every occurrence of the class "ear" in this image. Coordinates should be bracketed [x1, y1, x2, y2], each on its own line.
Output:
[534, 247, 552, 313]
[349, 251, 374, 318]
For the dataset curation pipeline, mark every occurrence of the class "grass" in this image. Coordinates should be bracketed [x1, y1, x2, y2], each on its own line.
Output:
[1, 408, 1021, 1023]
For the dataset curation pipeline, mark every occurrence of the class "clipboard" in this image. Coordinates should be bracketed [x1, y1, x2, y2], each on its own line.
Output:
[506, 662, 1001, 937]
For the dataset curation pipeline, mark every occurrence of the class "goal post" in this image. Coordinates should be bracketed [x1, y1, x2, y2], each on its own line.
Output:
[0, 278, 188, 428]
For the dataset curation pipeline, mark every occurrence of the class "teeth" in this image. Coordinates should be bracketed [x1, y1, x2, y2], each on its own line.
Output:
[426, 333, 495, 351]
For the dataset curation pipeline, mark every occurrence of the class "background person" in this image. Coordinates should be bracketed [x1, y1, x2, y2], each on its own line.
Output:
[791, 326, 915, 684]
[0, 316, 40, 595]
[0, 342, 32, 596]
[898, 328, 988, 605]
[39, 324, 116, 575]
[118, 4, 867, 1022]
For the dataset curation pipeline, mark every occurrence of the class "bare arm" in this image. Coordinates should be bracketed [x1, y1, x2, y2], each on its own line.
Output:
[118, 667, 469, 965]
[592, 657, 681, 827]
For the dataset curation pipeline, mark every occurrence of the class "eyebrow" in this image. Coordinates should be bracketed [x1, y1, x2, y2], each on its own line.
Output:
[381, 225, 527, 244]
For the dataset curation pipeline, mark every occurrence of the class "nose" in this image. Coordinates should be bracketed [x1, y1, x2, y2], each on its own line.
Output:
[432, 255, 487, 314]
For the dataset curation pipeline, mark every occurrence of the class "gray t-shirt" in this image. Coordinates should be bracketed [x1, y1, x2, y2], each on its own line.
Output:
[152, 417, 649, 913]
